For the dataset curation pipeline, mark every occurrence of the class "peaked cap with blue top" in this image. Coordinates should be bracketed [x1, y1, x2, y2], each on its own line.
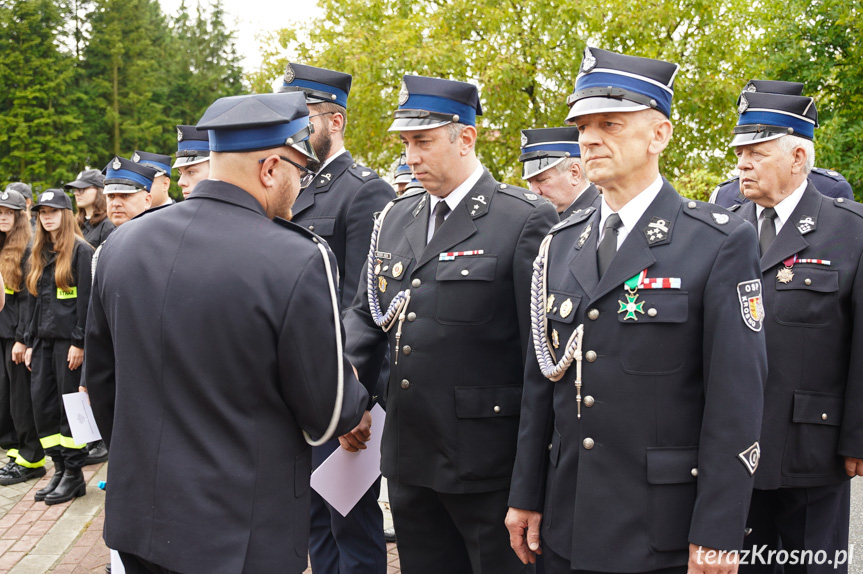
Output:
[519, 127, 581, 180]
[730, 91, 818, 147]
[196, 92, 316, 161]
[103, 156, 158, 193]
[277, 63, 352, 109]
[389, 75, 483, 131]
[393, 153, 412, 184]
[565, 47, 679, 122]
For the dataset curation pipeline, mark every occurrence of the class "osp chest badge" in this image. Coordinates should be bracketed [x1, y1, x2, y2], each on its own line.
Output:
[737, 279, 764, 332]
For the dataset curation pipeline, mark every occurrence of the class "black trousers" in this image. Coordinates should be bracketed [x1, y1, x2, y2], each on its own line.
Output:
[740, 483, 851, 574]
[309, 438, 387, 574]
[29, 338, 86, 469]
[119, 552, 181, 574]
[543, 545, 687, 574]
[388, 478, 533, 574]
[0, 338, 20, 452]
[0, 338, 44, 466]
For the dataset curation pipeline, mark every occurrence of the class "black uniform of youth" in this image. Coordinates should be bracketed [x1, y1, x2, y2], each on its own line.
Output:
[27, 238, 93, 469]
[738, 184, 863, 569]
[79, 217, 114, 248]
[292, 151, 395, 310]
[86, 179, 368, 574]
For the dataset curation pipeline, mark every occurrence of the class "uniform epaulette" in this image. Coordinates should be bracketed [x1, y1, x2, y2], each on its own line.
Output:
[549, 206, 595, 234]
[727, 203, 742, 212]
[680, 198, 742, 235]
[812, 167, 848, 183]
[496, 183, 544, 206]
[716, 176, 739, 188]
[392, 186, 424, 202]
[833, 197, 863, 218]
[346, 162, 381, 183]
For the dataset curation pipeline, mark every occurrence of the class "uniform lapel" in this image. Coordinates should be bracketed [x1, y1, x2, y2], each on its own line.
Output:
[403, 193, 430, 263]
[561, 183, 601, 220]
[568, 210, 601, 296]
[291, 152, 353, 217]
[760, 182, 821, 272]
[591, 182, 681, 302]
[416, 199, 478, 270]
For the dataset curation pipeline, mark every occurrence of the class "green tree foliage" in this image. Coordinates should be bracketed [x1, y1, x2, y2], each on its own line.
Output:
[750, 0, 863, 197]
[0, 0, 85, 191]
[253, 0, 762, 198]
[0, 0, 242, 198]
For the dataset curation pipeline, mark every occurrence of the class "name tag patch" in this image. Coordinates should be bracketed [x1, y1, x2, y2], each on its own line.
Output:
[57, 287, 77, 299]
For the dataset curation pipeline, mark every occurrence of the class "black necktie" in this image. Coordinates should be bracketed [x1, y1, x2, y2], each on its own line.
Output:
[597, 213, 622, 277]
[759, 207, 777, 255]
[432, 201, 450, 238]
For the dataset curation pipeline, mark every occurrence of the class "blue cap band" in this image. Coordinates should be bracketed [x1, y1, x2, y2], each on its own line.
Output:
[737, 110, 815, 140]
[208, 116, 310, 153]
[401, 94, 477, 126]
[178, 140, 210, 153]
[576, 71, 673, 117]
[522, 142, 581, 158]
[106, 168, 153, 191]
[287, 79, 348, 108]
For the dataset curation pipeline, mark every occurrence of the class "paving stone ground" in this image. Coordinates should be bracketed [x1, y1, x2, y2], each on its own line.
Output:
[1, 448, 860, 574]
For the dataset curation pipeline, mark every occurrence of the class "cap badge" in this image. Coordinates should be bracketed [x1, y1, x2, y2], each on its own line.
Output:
[283, 63, 295, 84]
[76, 171, 85, 179]
[42, 191, 55, 202]
[177, 127, 184, 142]
[131, 152, 141, 162]
[744, 81, 757, 93]
[738, 94, 749, 114]
[398, 81, 409, 106]
[520, 133, 528, 147]
[581, 47, 597, 73]
[112, 157, 122, 170]
[1, 192, 7, 200]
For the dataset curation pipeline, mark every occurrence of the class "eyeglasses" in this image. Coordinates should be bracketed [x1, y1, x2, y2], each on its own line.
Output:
[259, 156, 316, 188]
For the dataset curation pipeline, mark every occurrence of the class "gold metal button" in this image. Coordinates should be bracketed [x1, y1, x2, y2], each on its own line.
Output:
[402, 345, 412, 355]
[493, 405, 501, 414]
[400, 379, 410, 389]
[805, 278, 812, 285]
[691, 468, 699, 477]
[583, 438, 595, 450]
[587, 309, 599, 320]
[647, 308, 657, 317]
[412, 278, 421, 288]
[822, 413, 828, 421]
[585, 350, 597, 362]
[547, 443, 553, 451]
[583, 395, 595, 407]
[308, 225, 315, 231]
[407, 312, 417, 322]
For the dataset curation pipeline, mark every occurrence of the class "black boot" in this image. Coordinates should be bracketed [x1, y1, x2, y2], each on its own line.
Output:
[35, 458, 64, 501]
[44, 466, 86, 505]
[84, 440, 109, 465]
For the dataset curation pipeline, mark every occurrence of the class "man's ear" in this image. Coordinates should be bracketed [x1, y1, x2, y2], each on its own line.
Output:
[459, 125, 477, 156]
[144, 193, 153, 210]
[330, 111, 345, 133]
[647, 117, 673, 156]
[790, 146, 807, 175]
[259, 155, 280, 188]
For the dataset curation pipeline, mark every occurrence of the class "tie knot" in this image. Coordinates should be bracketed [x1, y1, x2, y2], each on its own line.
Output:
[433, 201, 451, 217]
[762, 207, 777, 220]
[604, 212, 622, 231]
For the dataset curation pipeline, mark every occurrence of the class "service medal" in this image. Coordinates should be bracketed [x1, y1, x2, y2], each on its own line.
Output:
[546, 294, 556, 313]
[374, 261, 382, 275]
[378, 276, 388, 292]
[552, 329, 560, 349]
[618, 292, 645, 321]
[777, 267, 794, 284]
[560, 298, 573, 319]
[392, 261, 404, 278]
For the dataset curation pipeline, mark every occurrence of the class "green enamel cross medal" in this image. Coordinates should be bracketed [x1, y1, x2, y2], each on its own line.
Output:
[618, 271, 646, 321]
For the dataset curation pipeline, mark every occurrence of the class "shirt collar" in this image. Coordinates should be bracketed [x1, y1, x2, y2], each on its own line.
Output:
[599, 175, 663, 236]
[316, 147, 347, 175]
[429, 162, 485, 213]
[756, 178, 808, 228]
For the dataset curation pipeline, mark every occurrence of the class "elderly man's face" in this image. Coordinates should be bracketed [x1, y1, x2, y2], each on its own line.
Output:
[735, 139, 796, 206]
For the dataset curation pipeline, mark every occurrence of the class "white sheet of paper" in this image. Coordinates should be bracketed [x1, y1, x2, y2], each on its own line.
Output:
[62, 391, 102, 444]
[311, 403, 385, 517]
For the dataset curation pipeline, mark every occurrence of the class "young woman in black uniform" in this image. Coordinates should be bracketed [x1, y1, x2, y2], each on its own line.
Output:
[0, 189, 47, 485]
[24, 190, 93, 504]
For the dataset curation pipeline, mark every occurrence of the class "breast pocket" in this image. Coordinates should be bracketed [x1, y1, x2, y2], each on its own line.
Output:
[618, 290, 689, 375]
[301, 217, 336, 237]
[435, 255, 497, 325]
[774, 268, 838, 327]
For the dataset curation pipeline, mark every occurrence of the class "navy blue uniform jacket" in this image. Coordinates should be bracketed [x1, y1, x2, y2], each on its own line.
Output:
[509, 182, 767, 571]
[85, 180, 368, 574]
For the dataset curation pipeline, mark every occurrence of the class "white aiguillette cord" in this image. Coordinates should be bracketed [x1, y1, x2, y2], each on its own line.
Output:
[530, 233, 587, 416]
